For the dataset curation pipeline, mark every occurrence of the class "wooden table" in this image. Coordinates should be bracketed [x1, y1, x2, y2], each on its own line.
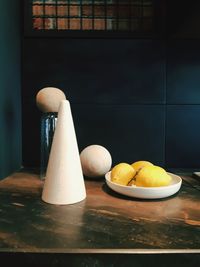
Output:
[0, 171, 200, 266]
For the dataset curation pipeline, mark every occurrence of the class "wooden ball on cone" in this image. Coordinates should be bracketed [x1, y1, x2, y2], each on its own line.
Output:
[36, 87, 66, 113]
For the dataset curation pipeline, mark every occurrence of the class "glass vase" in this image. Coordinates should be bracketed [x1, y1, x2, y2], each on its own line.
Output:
[40, 112, 57, 180]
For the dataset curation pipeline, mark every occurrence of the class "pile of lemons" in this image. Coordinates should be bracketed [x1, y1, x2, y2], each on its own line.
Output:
[111, 161, 171, 187]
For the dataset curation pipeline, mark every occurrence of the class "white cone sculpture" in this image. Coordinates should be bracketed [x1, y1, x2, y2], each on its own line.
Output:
[42, 100, 86, 205]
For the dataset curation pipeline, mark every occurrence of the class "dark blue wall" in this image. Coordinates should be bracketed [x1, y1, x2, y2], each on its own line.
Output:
[0, 0, 22, 179]
[22, 1, 200, 170]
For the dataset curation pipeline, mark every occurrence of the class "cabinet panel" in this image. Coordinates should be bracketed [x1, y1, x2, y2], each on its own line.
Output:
[166, 105, 200, 168]
[22, 39, 165, 105]
[167, 40, 200, 104]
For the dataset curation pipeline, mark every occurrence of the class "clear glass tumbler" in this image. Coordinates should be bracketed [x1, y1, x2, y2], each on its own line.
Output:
[40, 112, 57, 180]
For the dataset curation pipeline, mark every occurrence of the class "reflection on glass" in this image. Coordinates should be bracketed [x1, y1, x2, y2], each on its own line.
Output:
[40, 112, 57, 180]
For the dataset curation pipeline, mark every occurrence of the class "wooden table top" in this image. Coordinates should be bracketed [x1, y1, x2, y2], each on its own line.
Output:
[0, 171, 200, 254]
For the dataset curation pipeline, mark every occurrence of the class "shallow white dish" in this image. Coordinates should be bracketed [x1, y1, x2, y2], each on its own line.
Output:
[105, 171, 182, 199]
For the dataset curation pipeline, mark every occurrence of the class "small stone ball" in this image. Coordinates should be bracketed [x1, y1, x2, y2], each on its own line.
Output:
[36, 87, 66, 113]
[80, 145, 112, 178]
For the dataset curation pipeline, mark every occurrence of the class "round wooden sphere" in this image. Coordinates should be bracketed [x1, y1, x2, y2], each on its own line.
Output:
[80, 145, 112, 178]
[36, 87, 66, 112]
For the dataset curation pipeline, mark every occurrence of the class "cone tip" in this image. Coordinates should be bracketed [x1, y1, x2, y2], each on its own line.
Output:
[61, 99, 69, 104]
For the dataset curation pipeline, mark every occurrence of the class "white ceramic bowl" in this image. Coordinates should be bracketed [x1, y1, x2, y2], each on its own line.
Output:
[105, 171, 182, 199]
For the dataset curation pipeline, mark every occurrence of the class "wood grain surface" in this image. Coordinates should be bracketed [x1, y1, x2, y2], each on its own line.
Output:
[0, 171, 200, 253]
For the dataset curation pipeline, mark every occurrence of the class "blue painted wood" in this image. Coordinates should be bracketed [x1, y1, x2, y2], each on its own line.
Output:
[0, 0, 21, 179]
[22, 39, 165, 105]
[22, 39, 166, 167]
[167, 40, 200, 104]
[166, 105, 200, 168]
[72, 104, 165, 167]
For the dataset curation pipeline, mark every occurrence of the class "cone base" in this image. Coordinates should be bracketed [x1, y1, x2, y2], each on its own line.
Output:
[42, 194, 86, 205]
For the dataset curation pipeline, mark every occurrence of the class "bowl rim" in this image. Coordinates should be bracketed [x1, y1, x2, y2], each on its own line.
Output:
[105, 171, 182, 190]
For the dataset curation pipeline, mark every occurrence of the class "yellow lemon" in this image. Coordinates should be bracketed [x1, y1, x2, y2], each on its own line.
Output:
[131, 160, 154, 172]
[111, 163, 136, 186]
[135, 165, 171, 187]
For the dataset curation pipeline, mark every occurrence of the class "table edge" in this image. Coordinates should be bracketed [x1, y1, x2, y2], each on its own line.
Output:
[0, 248, 200, 254]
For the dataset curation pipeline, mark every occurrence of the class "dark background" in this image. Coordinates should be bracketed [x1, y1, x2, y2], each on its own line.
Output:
[0, 0, 21, 179]
[2, 1, 200, 179]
